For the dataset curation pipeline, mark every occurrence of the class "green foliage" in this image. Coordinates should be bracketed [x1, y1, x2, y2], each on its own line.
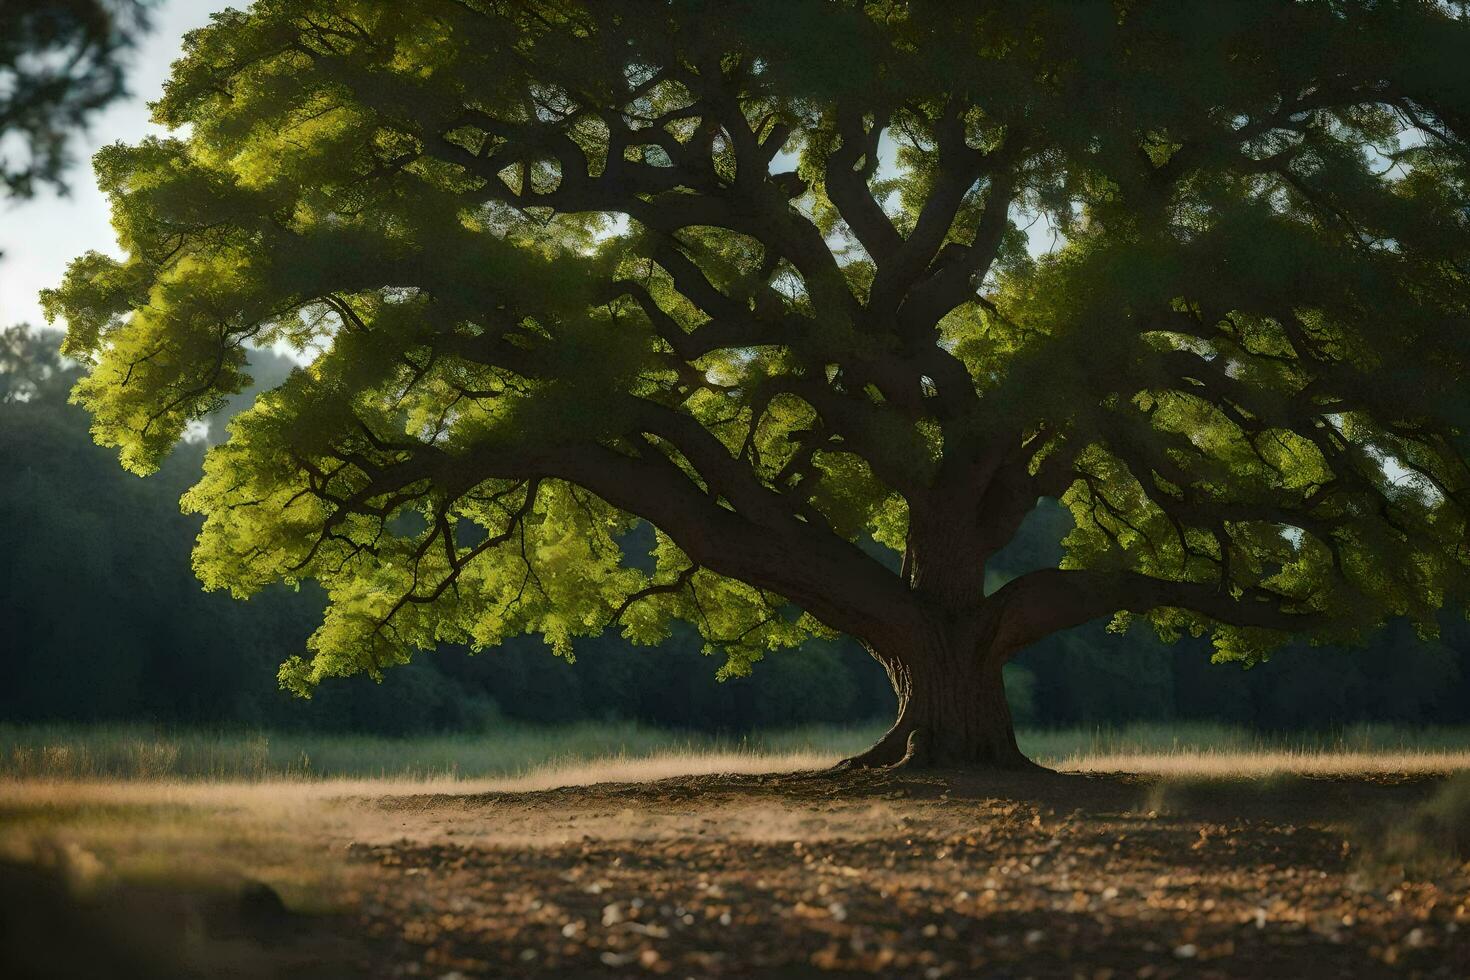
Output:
[0, 328, 894, 732]
[41, 0, 1470, 702]
[7, 327, 1470, 735]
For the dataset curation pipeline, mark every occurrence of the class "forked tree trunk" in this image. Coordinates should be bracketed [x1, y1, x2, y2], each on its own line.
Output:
[840, 633, 1035, 770]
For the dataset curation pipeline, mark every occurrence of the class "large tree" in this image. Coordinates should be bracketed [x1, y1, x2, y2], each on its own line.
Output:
[44, 0, 1470, 767]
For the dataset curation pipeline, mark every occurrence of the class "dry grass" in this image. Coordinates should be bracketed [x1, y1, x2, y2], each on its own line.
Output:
[445, 746, 840, 791]
[0, 749, 841, 886]
[5, 745, 1470, 977]
[1060, 749, 1470, 777]
[5, 741, 1467, 840]
[0, 748, 835, 812]
[7, 722, 1470, 783]
[10, 739, 1463, 897]
[0, 723, 876, 781]
[5, 724, 1470, 794]
[0, 778, 359, 912]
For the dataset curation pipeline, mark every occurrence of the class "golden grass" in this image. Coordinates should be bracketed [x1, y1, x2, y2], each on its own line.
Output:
[0, 780, 345, 911]
[3, 742, 1467, 812]
[4, 745, 1468, 911]
[458, 746, 838, 791]
[0, 748, 834, 819]
[4, 742, 1470, 806]
[7, 722, 1470, 782]
[1058, 749, 1470, 778]
[0, 722, 877, 781]
[0, 750, 836, 858]
[0, 749, 850, 896]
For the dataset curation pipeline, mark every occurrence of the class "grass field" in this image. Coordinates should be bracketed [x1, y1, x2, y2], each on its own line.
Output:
[4, 721, 1470, 782]
[3, 724, 1470, 977]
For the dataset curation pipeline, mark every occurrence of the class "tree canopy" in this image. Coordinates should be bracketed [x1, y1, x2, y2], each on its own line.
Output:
[10, 328, 1470, 735]
[43, 0, 1470, 766]
[1, 327, 900, 732]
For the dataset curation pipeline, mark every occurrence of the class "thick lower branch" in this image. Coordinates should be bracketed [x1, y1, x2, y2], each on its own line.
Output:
[988, 567, 1331, 653]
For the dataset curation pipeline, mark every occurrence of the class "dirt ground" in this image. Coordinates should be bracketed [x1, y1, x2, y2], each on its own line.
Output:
[3, 767, 1469, 978]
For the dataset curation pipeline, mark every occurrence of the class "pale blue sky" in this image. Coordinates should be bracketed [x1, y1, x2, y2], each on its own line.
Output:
[0, 1, 227, 331]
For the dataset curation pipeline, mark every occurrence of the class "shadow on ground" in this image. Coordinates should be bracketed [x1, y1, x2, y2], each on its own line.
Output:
[3, 769, 1467, 977]
[0, 856, 370, 979]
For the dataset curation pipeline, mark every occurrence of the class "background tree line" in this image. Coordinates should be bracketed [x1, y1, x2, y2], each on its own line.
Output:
[3, 330, 1468, 735]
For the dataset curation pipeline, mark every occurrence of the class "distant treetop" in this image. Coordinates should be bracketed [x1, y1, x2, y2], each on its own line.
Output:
[0, 0, 150, 200]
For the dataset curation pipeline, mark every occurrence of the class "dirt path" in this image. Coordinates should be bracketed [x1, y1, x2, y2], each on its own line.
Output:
[4, 769, 1469, 977]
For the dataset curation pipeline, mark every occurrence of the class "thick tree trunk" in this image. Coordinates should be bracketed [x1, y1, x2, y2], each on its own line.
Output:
[840, 635, 1036, 770]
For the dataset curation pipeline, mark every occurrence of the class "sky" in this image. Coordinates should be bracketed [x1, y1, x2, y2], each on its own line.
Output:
[0, 0, 228, 332]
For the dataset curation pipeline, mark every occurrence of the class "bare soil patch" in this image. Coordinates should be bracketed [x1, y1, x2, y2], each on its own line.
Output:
[3, 768, 1469, 977]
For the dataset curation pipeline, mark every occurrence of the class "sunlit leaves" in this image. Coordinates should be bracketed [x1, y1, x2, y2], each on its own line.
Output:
[43, 0, 1470, 693]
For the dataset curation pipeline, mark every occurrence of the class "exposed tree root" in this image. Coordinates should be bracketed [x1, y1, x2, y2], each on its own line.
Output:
[831, 728, 1053, 774]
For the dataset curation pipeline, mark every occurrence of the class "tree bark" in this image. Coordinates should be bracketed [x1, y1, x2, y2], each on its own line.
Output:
[840, 631, 1036, 770]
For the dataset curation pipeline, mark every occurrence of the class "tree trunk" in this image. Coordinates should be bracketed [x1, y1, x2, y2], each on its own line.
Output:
[840, 635, 1036, 770]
